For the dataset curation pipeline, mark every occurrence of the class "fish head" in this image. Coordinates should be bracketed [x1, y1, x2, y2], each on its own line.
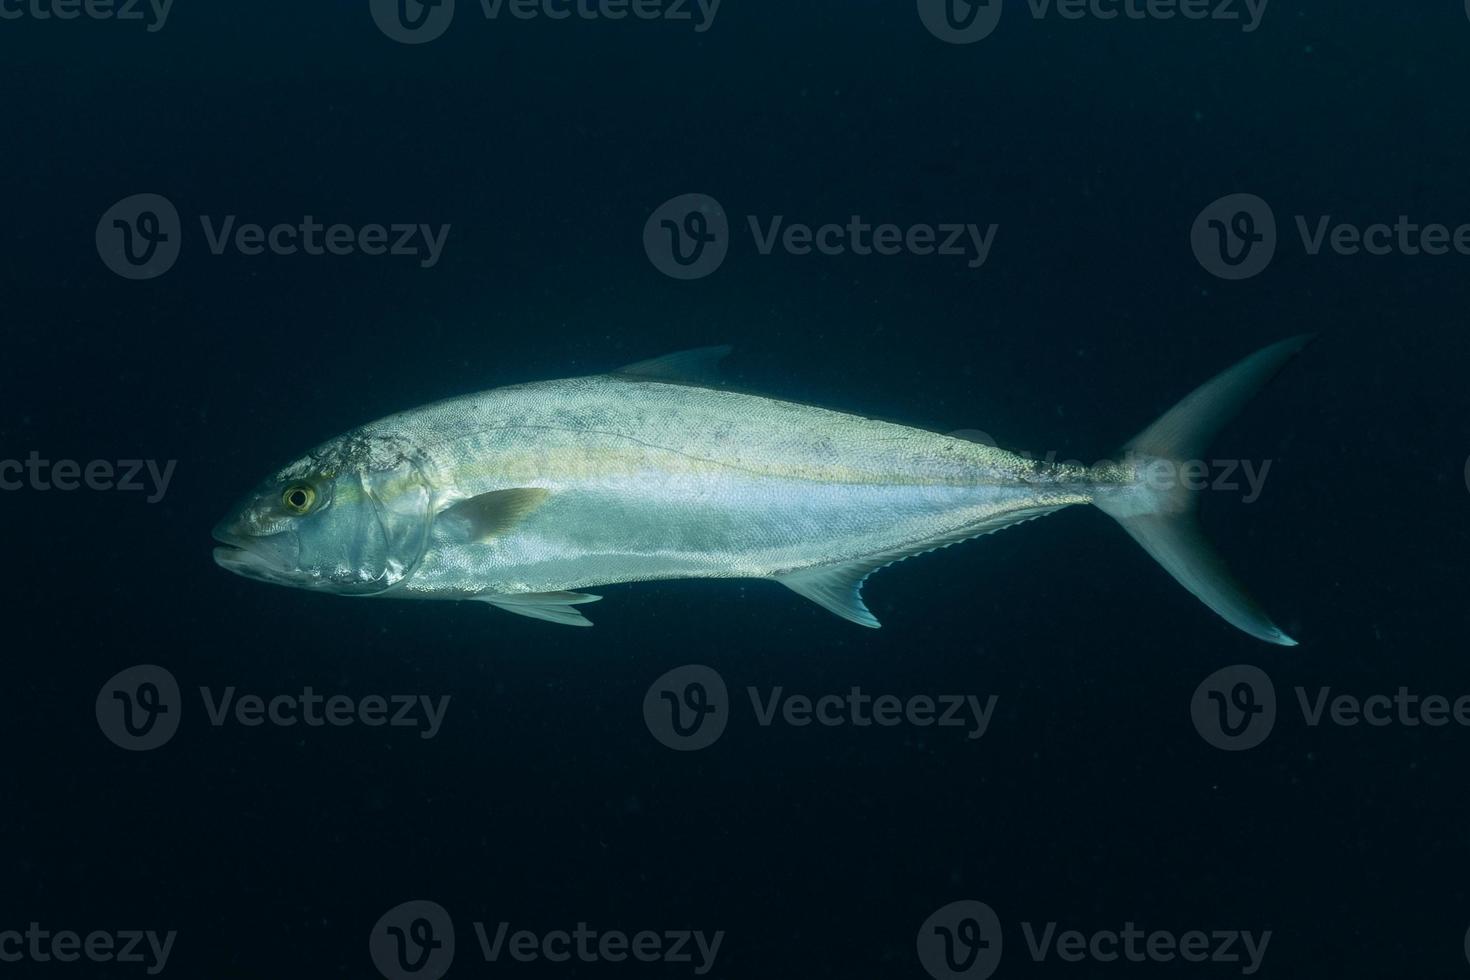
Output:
[213, 433, 434, 596]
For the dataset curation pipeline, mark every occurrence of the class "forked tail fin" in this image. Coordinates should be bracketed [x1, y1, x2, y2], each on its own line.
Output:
[1093, 336, 1312, 646]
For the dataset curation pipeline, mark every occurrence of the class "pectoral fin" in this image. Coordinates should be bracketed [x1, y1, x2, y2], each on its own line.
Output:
[443, 487, 550, 542]
[481, 591, 602, 627]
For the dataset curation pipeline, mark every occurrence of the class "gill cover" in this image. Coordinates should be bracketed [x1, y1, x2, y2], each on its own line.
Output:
[346, 454, 434, 596]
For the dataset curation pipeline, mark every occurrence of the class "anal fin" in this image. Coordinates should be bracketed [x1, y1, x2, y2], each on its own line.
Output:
[773, 506, 1067, 628]
[775, 561, 885, 628]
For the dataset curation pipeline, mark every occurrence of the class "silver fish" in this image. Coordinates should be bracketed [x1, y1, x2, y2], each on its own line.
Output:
[214, 338, 1307, 642]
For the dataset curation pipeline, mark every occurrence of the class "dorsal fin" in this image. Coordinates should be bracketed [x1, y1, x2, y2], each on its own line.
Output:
[614, 346, 732, 385]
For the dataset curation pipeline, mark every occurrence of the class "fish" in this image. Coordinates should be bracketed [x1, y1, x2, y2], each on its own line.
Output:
[213, 337, 1309, 643]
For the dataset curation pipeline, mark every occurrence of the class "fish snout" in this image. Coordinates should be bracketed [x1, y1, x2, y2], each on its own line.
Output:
[212, 522, 300, 582]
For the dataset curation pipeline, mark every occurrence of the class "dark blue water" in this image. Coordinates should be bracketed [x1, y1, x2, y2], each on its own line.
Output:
[3, 1, 1469, 977]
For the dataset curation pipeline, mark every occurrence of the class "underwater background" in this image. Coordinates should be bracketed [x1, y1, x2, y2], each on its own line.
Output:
[3, 0, 1470, 976]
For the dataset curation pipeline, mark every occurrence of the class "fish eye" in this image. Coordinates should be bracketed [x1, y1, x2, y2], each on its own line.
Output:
[281, 483, 317, 514]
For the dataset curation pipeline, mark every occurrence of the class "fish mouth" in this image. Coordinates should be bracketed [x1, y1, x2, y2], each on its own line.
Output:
[212, 543, 261, 569]
[212, 526, 297, 581]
